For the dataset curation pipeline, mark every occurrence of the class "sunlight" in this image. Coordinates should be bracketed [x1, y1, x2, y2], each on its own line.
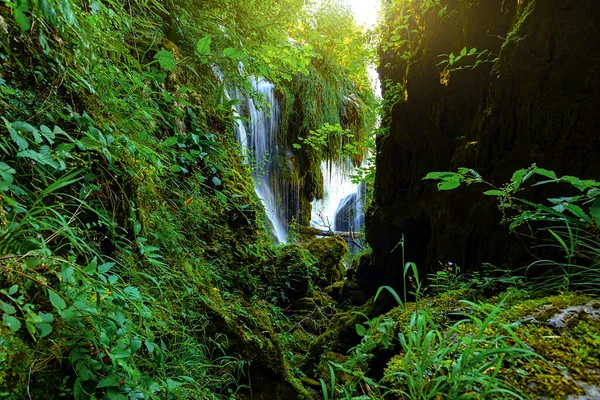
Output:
[346, 0, 380, 28]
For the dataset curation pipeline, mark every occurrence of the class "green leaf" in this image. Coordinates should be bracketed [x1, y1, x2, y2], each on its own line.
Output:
[130, 338, 142, 355]
[17, 146, 61, 169]
[48, 290, 67, 311]
[483, 190, 502, 196]
[166, 379, 183, 390]
[163, 136, 178, 147]
[0, 301, 16, 315]
[423, 171, 459, 180]
[532, 168, 558, 181]
[212, 176, 221, 186]
[39, 125, 55, 144]
[9, 128, 28, 150]
[39, 0, 58, 27]
[438, 180, 461, 190]
[13, 8, 31, 32]
[223, 47, 241, 60]
[96, 375, 121, 388]
[41, 170, 82, 197]
[460, 46, 467, 56]
[355, 323, 367, 336]
[565, 204, 591, 223]
[320, 379, 329, 400]
[7, 285, 18, 295]
[145, 341, 155, 355]
[83, 257, 98, 274]
[109, 347, 130, 360]
[511, 169, 528, 190]
[196, 36, 212, 62]
[389, 34, 401, 42]
[98, 262, 115, 274]
[12, 121, 37, 132]
[154, 50, 176, 71]
[38, 313, 54, 323]
[133, 221, 141, 236]
[2, 314, 21, 332]
[36, 322, 53, 337]
[216, 192, 228, 205]
[374, 286, 403, 306]
[561, 176, 598, 192]
[0, 162, 16, 191]
[123, 286, 141, 300]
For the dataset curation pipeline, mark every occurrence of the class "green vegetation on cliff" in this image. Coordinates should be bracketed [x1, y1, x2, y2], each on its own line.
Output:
[0, 0, 375, 398]
[1, 0, 599, 399]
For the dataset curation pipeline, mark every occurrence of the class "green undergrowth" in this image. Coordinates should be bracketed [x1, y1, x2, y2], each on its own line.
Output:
[309, 285, 600, 400]
[0, 0, 376, 399]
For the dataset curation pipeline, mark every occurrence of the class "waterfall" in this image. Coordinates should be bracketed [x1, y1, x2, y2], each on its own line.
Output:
[231, 78, 366, 246]
[311, 160, 365, 236]
[334, 182, 366, 233]
[232, 78, 288, 243]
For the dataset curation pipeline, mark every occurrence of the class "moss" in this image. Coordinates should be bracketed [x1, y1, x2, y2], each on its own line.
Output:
[382, 353, 408, 387]
[317, 351, 351, 387]
[273, 245, 320, 303]
[278, 152, 301, 183]
[199, 291, 315, 400]
[303, 236, 349, 285]
[506, 317, 600, 398]
[497, 293, 600, 398]
[504, 292, 593, 321]
[0, 328, 31, 399]
[382, 291, 600, 399]
[502, 0, 536, 48]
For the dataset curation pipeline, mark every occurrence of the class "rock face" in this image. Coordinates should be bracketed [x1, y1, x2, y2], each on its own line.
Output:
[367, 0, 600, 290]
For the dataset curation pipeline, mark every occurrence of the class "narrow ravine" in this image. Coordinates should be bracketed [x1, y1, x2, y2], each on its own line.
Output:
[1, 0, 599, 399]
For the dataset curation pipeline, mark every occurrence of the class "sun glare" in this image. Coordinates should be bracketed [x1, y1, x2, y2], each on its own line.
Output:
[346, 0, 380, 28]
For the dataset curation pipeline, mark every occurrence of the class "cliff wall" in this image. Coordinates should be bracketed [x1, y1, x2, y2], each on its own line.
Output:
[366, 0, 600, 289]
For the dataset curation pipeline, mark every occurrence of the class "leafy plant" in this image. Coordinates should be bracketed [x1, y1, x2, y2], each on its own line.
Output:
[437, 46, 497, 77]
[424, 165, 600, 293]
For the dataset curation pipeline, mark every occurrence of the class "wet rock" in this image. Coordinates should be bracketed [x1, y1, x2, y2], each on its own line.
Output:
[547, 301, 600, 332]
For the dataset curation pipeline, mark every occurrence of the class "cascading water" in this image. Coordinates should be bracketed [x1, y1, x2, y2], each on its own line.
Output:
[232, 78, 366, 245]
[311, 160, 365, 235]
[334, 182, 365, 233]
[232, 78, 289, 243]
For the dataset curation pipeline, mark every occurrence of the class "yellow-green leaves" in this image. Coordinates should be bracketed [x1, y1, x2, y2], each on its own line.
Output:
[196, 35, 211, 63]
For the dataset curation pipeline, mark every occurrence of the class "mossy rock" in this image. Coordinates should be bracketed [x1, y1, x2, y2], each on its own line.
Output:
[503, 294, 600, 398]
[324, 280, 368, 308]
[380, 291, 600, 399]
[303, 236, 348, 285]
[290, 292, 336, 334]
[200, 293, 314, 400]
[274, 245, 319, 303]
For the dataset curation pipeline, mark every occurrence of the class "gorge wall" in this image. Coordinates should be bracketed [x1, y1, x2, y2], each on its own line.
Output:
[366, 0, 600, 290]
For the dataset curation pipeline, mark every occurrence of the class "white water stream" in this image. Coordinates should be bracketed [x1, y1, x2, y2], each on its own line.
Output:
[232, 78, 365, 244]
[311, 160, 364, 233]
